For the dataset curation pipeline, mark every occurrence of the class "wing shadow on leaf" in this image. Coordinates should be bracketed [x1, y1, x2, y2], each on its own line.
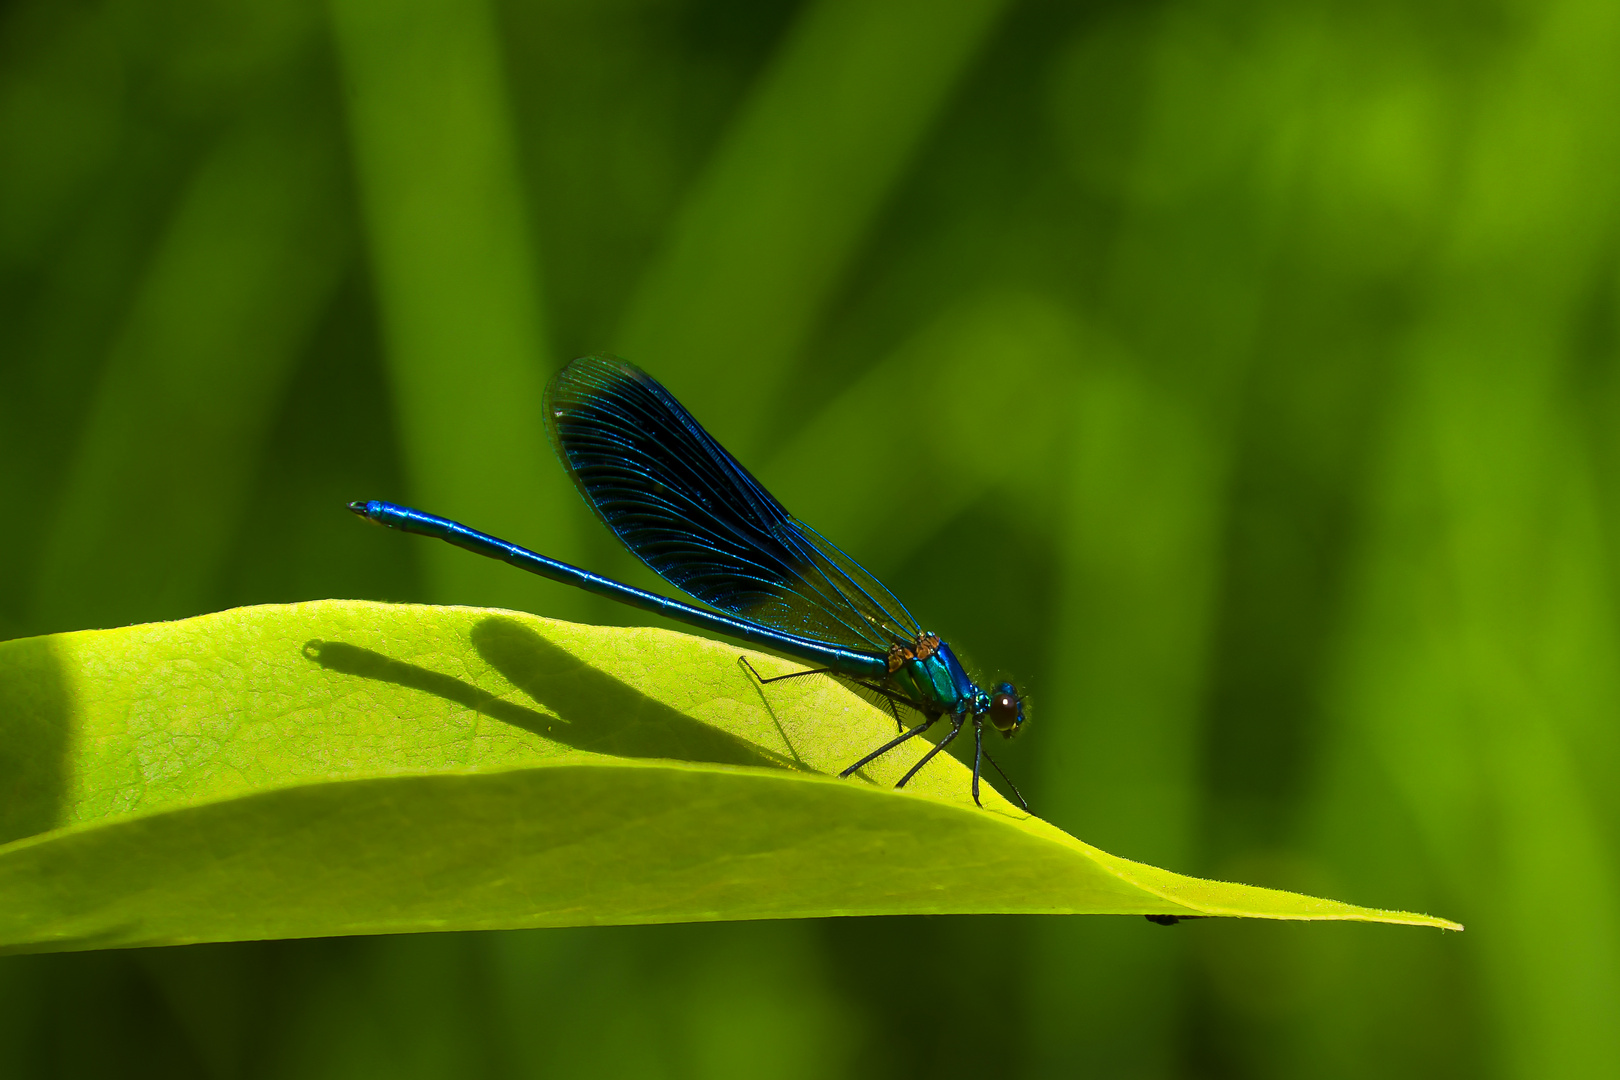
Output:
[303, 621, 804, 772]
[470, 617, 806, 771]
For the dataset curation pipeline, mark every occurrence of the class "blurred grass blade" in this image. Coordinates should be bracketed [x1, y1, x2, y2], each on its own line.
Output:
[32, 100, 349, 634]
[1340, 339, 1620, 1079]
[1331, 0, 1620, 1073]
[617, 0, 1010, 455]
[761, 292, 1081, 558]
[1032, 8, 1313, 1071]
[1034, 353, 1234, 1078]
[1044, 360, 1227, 865]
[0, 601, 1457, 953]
[329, 0, 584, 615]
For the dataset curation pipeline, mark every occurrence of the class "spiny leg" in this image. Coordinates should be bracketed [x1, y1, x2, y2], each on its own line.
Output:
[980, 747, 1030, 812]
[878, 691, 904, 731]
[741, 659, 908, 732]
[972, 717, 983, 807]
[738, 657, 835, 685]
[839, 715, 938, 778]
[896, 713, 966, 789]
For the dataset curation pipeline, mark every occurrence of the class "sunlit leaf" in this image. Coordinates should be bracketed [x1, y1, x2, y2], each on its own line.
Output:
[0, 601, 1459, 952]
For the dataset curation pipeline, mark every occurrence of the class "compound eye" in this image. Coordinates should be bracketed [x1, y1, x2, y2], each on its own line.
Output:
[988, 683, 1023, 736]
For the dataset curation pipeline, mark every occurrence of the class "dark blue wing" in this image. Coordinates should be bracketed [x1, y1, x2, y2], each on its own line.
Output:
[543, 356, 921, 653]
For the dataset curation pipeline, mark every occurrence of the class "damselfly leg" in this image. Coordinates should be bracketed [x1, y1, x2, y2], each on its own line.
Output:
[838, 715, 939, 778]
[738, 657, 834, 685]
[740, 657, 908, 730]
[896, 712, 966, 787]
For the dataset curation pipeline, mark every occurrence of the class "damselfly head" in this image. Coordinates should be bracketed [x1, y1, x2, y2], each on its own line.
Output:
[988, 682, 1025, 738]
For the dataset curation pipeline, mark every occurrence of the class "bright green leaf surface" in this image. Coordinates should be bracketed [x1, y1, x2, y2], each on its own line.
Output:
[0, 601, 1458, 952]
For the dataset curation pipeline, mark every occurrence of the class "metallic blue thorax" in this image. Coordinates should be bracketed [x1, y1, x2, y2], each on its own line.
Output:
[890, 635, 981, 717]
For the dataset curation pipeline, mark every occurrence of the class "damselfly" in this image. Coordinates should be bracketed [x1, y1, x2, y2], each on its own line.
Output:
[351, 356, 1028, 809]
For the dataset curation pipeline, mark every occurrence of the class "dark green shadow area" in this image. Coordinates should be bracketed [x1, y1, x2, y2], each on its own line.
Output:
[302, 619, 802, 772]
[0, 636, 72, 844]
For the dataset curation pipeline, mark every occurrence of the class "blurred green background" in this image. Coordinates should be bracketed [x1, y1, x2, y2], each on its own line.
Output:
[2, 0, 1616, 1075]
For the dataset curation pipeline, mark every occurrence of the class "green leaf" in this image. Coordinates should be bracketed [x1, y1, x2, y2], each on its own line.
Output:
[0, 601, 1460, 951]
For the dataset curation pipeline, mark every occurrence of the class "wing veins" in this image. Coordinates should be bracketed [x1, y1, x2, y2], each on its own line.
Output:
[545, 358, 907, 651]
